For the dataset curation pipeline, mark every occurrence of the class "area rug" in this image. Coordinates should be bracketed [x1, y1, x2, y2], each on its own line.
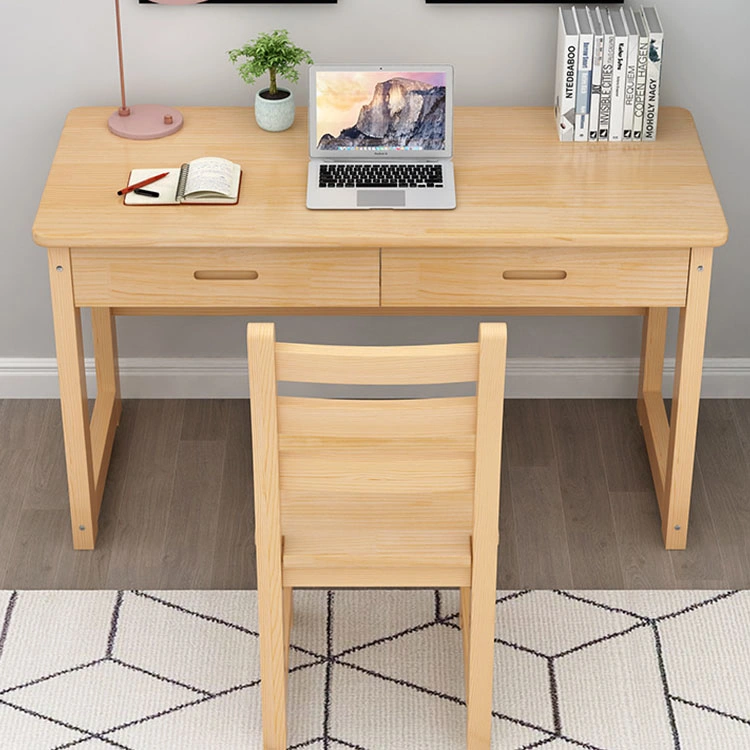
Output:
[1, 589, 749, 749]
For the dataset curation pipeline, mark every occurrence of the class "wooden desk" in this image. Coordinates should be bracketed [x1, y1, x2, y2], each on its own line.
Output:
[33, 106, 728, 551]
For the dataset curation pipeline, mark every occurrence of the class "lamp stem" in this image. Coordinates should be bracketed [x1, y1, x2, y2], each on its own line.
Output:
[114, 0, 130, 116]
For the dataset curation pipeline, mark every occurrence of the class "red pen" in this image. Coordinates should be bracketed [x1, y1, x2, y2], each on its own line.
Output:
[117, 171, 169, 196]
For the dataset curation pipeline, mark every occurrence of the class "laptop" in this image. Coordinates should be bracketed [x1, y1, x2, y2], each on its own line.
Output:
[307, 64, 456, 210]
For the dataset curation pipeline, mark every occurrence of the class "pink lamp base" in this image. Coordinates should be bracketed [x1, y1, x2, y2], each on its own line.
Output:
[108, 104, 184, 140]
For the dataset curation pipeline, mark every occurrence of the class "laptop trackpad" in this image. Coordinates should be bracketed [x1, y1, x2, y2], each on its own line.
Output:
[357, 190, 406, 208]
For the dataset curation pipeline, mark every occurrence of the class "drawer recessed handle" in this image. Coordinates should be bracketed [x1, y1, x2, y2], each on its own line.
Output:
[193, 270, 259, 281]
[502, 270, 567, 281]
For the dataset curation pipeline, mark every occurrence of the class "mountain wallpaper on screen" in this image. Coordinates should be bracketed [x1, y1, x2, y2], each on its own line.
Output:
[318, 77, 446, 150]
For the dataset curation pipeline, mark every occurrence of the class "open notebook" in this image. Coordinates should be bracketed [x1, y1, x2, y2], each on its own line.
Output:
[123, 156, 242, 205]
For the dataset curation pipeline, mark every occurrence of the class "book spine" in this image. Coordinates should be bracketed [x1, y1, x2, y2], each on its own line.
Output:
[598, 12, 615, 141]
[554, 8, 577, 142]
[622, 12, 638, 141]
[588, 12, 604, 142]
[643, 9, 664, 141]
[575, 26, 594, 142]
[609, 20, 628, 142]
[633, 17, 649, 140]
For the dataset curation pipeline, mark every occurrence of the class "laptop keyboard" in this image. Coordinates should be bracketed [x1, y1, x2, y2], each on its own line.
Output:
[319, 164, 444, 188]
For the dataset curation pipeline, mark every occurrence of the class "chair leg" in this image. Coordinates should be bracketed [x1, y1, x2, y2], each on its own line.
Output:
[258, 581, 287, 750]
[283, 587, 293, 675]
[466, 581, 496, 750]
[459, 587, 471, 698]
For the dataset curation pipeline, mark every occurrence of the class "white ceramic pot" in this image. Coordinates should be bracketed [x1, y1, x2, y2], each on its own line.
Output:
[254, 89, 295, 132]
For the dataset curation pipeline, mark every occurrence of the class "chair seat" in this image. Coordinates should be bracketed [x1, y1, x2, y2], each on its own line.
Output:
[281, 530, 472, 587]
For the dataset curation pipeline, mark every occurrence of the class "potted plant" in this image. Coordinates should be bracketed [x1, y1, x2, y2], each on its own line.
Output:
[228, 29, 313, 132]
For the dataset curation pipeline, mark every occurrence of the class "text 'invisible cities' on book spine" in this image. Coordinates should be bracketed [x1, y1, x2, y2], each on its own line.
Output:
[597, 6, 615, 141]
[587, 6, 605, 142]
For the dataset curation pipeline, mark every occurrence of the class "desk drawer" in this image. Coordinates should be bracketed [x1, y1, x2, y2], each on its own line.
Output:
[381, 248, 690, 308]
[70, 248, 380, 307]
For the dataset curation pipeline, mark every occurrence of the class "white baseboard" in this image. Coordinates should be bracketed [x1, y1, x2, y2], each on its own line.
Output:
[1, 356, 750, 399]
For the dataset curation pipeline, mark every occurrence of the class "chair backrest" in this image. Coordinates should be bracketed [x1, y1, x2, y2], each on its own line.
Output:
[247, 322, 507, 569]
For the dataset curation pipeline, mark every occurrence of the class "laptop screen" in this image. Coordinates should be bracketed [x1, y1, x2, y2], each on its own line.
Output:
[314, 69, 449, 154]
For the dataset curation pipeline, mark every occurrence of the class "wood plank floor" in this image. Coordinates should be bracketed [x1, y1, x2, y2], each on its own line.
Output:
[1, 399, 748, 590]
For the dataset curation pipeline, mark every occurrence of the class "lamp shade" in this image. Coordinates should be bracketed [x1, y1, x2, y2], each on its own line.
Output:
[108, 0, 208, 139]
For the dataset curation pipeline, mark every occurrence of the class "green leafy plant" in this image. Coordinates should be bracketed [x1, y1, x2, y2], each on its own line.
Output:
[228, 29, 313, 99]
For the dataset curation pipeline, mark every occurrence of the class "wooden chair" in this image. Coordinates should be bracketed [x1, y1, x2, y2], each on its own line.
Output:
[247, 322, 507, 750]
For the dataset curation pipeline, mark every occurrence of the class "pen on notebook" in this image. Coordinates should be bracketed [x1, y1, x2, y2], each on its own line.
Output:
[117, 171, 169, 196]
[134, 188, 160, 198]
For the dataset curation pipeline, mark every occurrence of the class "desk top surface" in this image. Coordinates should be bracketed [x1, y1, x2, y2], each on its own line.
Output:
[33, 106, 728, 250]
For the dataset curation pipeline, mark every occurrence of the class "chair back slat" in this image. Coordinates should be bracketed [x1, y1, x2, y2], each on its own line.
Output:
[280, 490, 473, 535]
[275, 342, 479, 384]
[277, 395, 476, 440]
[278, 440, 476, 499]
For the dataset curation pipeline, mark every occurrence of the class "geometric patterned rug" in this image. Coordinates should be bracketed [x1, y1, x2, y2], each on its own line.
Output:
[1, 589, 748, 750]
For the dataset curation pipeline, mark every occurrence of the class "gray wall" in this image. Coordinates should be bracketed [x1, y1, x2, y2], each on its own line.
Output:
[2, 0, 747, 369]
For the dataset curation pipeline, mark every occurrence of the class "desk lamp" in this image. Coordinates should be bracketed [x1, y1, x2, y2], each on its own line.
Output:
[109, 0, 207, 139]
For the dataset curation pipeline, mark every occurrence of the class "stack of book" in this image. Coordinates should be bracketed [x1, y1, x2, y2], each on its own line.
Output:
[554, 5, 664, 142]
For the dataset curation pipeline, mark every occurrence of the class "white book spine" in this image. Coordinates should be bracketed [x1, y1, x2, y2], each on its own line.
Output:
[597, 7, 615, 141]
[587, 7, 604, 142]
[554, 7, 578, 142]
[574, 8, 593, 142]
[609, 10, 628, 142]
[621, 8, 639, 141]
[642, 7, 664, 141]
[632, 9, 649, 141]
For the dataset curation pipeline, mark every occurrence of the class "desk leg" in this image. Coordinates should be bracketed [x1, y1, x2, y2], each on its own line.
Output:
[638, 308, 668, 401]
[91, 308, 122, 508]
[637, 309, 670, 510]
[638, 249, 713, 550]
[48, 248, 97, 550]
[662, 248, 714, 549]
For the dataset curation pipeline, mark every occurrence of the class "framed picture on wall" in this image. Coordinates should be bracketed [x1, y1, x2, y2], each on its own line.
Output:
[426, 1, 621, 3]
[140, 1, 336, 4]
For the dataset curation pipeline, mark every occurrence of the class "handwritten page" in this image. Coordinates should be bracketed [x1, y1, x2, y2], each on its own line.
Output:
[184, 157, 236, 197]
